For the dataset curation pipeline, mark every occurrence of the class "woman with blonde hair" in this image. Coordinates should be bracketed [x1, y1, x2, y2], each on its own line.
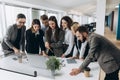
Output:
[71, 22, 89, 60]
[71, 22, 80, 35]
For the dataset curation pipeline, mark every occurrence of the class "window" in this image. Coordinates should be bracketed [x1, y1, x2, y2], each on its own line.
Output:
[32, 9, 40, 19]
[0, 4, 3, 41]
[73, 15, 80, 22]
[5, 5, 30, 29]
[68, 14, 73, 19]
[79, 16, 82, 25]
[39, 10, 46, 16]
[47, 11, 58, 19]
[81, 16, 89, 25]
[88, 17, 96, 24]
[32, 9, 46, 20]
[57, 12, 63, 25]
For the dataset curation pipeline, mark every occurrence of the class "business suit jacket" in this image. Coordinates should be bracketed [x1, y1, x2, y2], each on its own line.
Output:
[79, 33, 120, 73]
[26, 29, 45, 54]
[45, 28, 64, 57]
[1, 24, 26, 51]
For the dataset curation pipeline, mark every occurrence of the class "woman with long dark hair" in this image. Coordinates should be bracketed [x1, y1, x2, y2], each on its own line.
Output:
[60, 16, 74, 58]
[45, 16, 64, 57]
[26, 19, 46, 56]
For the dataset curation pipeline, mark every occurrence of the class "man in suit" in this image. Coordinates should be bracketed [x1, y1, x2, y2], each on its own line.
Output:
[1, 13, 26, 56]
[70, 26, 120, 80]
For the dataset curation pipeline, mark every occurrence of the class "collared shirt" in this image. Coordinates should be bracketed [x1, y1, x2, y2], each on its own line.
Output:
[35, 31, 40, 36]
[64, 28, 74, 55]
[79, 40, 88, 58]
[72, 40, 88, 58]
[41, 25, 48, 33]
[51, 29, 55, 42]
[41, 25, 48, 42]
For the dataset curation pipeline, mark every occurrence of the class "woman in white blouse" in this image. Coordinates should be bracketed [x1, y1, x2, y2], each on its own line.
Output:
[60, 16, 74, 58]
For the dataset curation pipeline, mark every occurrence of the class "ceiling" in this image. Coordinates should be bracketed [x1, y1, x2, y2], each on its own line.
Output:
[106, 0, 120, 15]
[16, 0, 120, 16]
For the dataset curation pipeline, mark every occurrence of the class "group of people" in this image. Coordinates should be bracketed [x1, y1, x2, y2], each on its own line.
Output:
[1, 13, 120, 80]
[1, 13, 89, 59]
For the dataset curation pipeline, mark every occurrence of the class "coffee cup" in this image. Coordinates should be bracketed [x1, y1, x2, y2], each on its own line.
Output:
[18, 54, 22, 63]
[84, 67, 91, 77]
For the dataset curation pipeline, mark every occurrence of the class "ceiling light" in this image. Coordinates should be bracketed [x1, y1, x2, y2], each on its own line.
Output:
[115, 5, 119, 8]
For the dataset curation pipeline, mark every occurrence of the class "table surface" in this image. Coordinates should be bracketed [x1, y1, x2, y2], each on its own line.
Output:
[0, 54, 100, 80]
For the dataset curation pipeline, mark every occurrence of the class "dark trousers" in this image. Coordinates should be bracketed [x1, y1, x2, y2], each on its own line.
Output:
[63, 44, 73, 58]
[104, 69, 119, 80]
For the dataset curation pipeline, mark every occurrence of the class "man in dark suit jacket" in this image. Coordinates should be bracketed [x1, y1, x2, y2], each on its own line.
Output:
[1, 13, 26, 56]
[70, 26, 120, 80]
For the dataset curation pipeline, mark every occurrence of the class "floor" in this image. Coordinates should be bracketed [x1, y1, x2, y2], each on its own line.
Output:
[99, 27, 120, 80]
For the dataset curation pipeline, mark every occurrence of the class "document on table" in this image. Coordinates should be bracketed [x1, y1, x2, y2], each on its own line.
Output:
[66, 59, 77, 64]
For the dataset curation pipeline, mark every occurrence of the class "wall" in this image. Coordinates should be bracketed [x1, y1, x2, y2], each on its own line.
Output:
[113, 9, 118, 33]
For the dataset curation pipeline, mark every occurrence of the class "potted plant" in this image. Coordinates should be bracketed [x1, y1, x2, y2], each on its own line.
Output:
[46, 56, 61, 76]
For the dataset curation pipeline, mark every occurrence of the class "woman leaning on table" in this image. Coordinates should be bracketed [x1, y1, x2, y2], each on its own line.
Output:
[70, 22, 89, 60]
[26, 19, 47, 56]
[45, 16, 64, 57]
[60, 16, 74, 58]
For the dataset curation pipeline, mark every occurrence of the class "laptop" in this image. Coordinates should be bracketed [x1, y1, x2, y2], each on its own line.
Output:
[26, 54, 48, 69]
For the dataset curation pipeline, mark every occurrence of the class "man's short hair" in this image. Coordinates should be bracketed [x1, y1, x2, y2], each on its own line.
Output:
[76, 26, 89, 34]
[17, 13, 26, 19]
[40, 14, 48, 20]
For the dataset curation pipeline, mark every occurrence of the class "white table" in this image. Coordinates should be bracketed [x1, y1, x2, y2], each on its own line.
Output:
[0, 55, 100, 80]
[55, 58, 100, 80]
[0, 55, 54, 80]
